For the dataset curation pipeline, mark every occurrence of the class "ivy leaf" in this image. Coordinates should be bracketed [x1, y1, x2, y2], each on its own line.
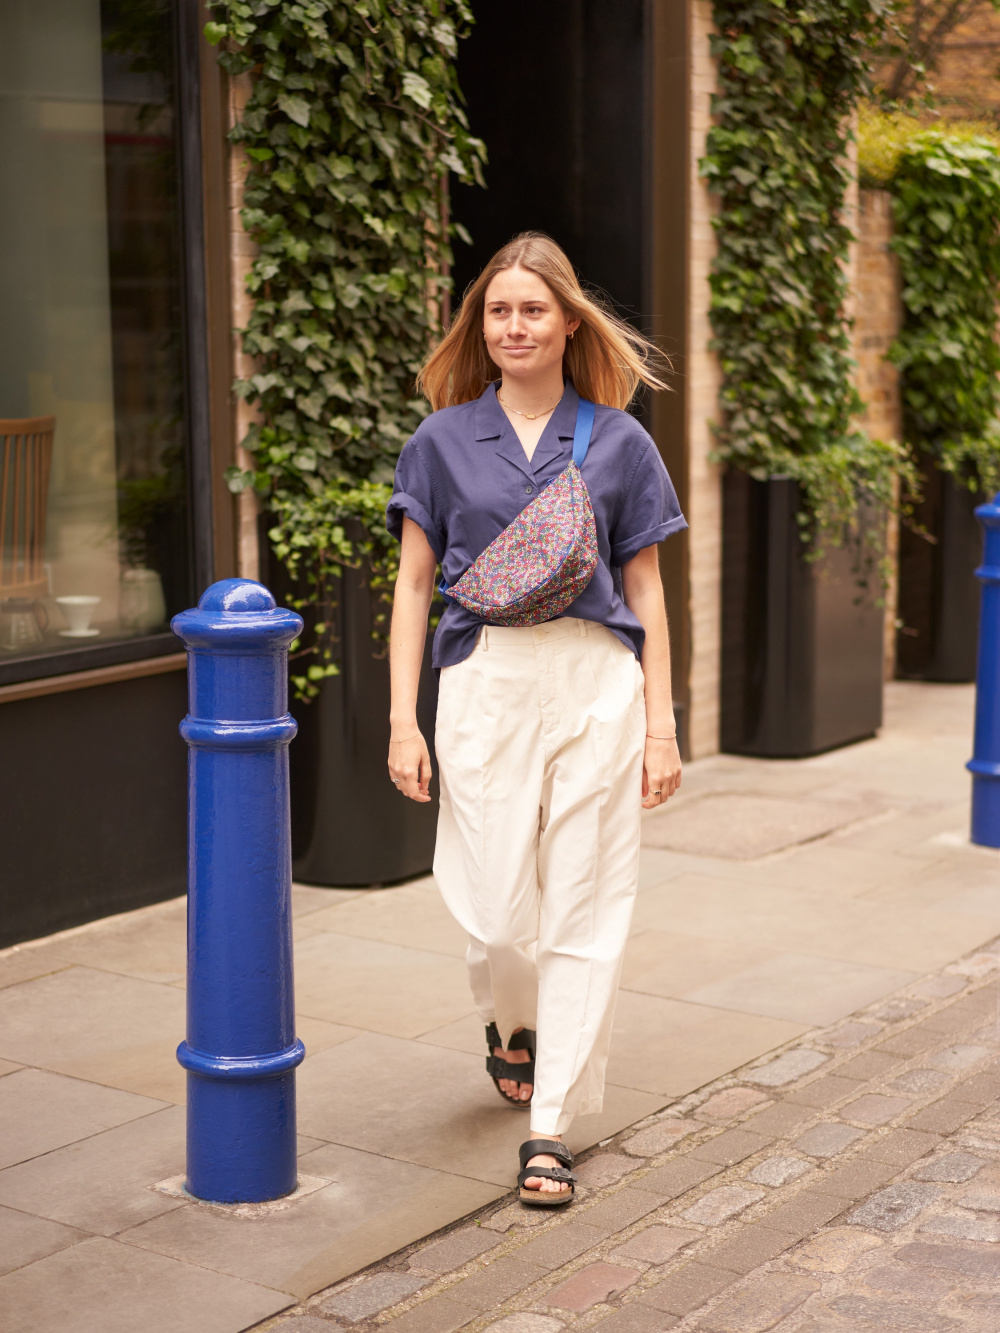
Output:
[277, 93, 311, 128]
[401, 71, 433, 109]
[224, 466, 255, 494]
[203, 21, 227, 46]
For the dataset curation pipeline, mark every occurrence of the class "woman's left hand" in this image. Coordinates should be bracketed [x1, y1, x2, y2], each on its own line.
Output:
[642, 736, 682, 808]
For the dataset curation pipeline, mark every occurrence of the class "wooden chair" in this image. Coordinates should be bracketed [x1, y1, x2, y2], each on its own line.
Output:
[0, 416, 55, 599]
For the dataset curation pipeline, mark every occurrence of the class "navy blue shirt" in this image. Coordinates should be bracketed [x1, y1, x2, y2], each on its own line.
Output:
[386, 382, 687, 669]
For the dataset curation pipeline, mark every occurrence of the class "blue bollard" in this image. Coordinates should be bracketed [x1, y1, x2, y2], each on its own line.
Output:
[171, 579, 305, 1202]
[968, 493, 1000, 848]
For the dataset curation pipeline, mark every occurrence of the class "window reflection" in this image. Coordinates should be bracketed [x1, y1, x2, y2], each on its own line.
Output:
[0, 0, 189, 664]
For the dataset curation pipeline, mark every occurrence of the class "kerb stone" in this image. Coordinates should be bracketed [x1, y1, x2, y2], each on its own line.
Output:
[320, 1272, 426, 1320]
[542, 1262, 638, 1312]
[681, 1185, 765, 1226]
[847, 1183, 941, 1231]
[913, 1152, 986, 1182]
[747, 1156, 812, 1188]
[794, 1123, 865, 1159]
[747, 1050, 827, 1087]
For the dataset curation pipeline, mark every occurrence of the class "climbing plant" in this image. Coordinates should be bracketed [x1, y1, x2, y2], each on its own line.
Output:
[702, 0, 914, 546]
[883, 130, 1000, 495]
[205, 0, 484, 696]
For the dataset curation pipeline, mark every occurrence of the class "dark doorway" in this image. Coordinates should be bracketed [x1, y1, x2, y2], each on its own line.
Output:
[452, 1, 648, 324]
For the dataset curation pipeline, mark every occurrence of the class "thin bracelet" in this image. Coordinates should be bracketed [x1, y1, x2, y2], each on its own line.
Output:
[646, 732, 677, 741]
[391, 734, 421, 744]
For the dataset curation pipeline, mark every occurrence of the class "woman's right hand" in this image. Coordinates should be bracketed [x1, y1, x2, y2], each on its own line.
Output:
[388, 731, 433, 803]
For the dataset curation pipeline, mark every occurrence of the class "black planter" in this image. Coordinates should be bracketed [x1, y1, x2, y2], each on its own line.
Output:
[721, 471, 884, 758]
[271, 552, 438, 887]
[896, 462, 982, 682]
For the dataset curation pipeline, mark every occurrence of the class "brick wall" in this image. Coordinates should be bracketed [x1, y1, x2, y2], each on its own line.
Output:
[685, 0, 724, 759]
[228, 72, 261, 582]
[852, 189, 903, 679]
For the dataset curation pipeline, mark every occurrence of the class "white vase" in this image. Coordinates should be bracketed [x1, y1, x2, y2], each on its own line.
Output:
[119, 568, 167, 631]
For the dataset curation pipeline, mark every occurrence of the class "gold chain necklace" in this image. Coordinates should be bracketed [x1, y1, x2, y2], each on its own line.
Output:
[497, 391, 558, 422]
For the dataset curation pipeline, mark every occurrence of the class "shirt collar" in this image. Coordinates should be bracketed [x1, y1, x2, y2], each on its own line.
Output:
[473, 380, 581, 442]
[475, 382, 582, 480]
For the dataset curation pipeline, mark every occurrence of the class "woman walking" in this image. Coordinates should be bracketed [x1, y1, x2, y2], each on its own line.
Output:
[386, 233, 685, 1205]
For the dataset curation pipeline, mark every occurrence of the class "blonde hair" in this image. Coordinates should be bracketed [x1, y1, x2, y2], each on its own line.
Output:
[417, 232, 670, 411]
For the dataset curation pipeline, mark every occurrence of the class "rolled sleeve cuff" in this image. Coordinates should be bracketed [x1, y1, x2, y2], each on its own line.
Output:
[610, 514, 688, 566]
[386, 493, 445, 561]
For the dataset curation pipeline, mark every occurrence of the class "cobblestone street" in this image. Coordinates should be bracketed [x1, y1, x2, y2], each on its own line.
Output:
[265, 939, 1000, 1333]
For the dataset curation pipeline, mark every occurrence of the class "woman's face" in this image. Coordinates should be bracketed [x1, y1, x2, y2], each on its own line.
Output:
[483, 267, 580, 382]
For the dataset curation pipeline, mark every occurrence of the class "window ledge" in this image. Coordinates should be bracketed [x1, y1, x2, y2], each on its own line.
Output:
[0, 652, 187, 705]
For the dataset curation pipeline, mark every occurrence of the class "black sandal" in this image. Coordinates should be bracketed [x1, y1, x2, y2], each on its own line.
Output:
[517, 1138, 576, 1207]
[485, 1023, 535, 1109]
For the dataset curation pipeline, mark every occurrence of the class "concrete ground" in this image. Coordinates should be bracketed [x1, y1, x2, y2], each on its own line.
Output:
[0, 682, 997, 1331]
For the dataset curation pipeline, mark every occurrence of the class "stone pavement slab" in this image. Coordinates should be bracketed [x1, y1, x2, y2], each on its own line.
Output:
[0, 1205, 86, 1277]
[0, 1235, 290, 1333]
[0, 965, 187, 1102]
[0, 1105, 186, 1234]
[0, 1067, 168, 1169]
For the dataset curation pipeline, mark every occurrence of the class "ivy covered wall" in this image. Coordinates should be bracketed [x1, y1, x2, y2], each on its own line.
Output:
[206, 0, 483, 694]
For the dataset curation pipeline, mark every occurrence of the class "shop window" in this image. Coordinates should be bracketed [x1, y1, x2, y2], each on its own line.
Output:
[0, 0, 192, 677]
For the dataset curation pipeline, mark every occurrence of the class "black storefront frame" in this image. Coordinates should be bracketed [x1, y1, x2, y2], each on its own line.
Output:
[0, 0, 214, 691]
[0, 0, 221, 950]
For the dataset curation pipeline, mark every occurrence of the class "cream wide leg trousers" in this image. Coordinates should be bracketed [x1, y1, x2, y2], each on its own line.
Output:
[433, 616, 647, 1136]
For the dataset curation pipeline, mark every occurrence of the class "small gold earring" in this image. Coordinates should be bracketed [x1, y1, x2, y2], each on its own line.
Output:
[568, 330, 574, 340]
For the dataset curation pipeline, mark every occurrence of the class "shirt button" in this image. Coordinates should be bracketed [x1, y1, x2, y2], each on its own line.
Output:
[525, 485, 533, 494]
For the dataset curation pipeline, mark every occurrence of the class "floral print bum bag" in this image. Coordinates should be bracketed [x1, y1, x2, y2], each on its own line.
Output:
[440, 398, 598, 627]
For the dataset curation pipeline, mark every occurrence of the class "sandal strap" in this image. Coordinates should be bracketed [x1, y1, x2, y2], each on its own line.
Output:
[519, 1138, 573, 1170]
[517, 1165, 576, 1188]
[486, 1054, 535, 1082]
[485, 1024, 536, 1055]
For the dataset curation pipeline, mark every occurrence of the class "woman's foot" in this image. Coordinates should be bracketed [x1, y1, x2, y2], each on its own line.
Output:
[517, 1136, 576, 1206]
[522, 1142, 571, 1195]
[494, 1027, 533, 1103]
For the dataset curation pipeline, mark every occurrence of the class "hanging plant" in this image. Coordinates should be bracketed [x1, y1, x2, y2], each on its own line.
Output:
[205, 0, 484, 697]
[702, 0, 915, 550]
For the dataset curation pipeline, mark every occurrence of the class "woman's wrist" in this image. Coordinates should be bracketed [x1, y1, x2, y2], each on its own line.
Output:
[645, 716, 676, 738]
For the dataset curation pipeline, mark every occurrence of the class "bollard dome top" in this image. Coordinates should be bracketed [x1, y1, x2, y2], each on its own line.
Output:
[198, 579, 276, 614]
[171, 578, 302, 651]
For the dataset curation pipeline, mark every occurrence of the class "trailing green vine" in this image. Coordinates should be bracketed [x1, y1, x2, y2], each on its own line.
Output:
[881, 129, 1000, 496]
[702, 0, 914, 548]
[205, 0, 484, 697]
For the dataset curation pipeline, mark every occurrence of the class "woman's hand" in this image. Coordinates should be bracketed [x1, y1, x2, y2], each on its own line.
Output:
[388, 731, 433, 803]
[641, 735, 682, 809]
[388, 518, 436, 804]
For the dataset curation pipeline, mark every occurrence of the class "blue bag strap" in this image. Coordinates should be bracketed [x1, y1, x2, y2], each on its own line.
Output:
[572, 398, 596, 467]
